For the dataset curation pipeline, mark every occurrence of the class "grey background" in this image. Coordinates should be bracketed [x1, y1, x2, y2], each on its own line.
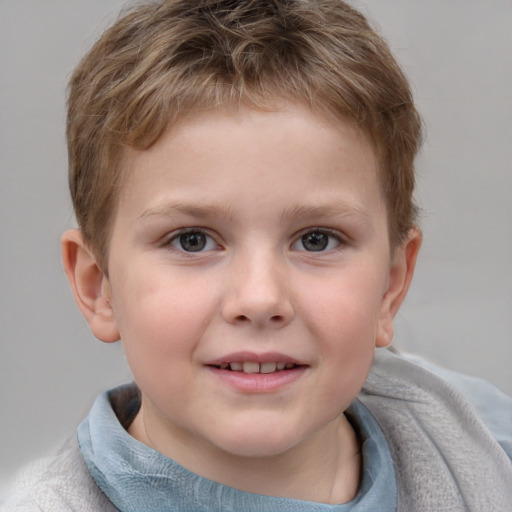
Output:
[1, 0, 511, 483]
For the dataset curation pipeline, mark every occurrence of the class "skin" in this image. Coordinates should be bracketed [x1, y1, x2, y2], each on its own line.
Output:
[62, 103, 421, 504]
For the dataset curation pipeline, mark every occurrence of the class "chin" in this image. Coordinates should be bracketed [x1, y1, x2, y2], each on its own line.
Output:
[210, 423, 305, 459]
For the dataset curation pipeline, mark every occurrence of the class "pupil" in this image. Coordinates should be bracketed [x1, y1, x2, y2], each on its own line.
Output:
[302, 232, 328, 251]
[180, 232, 206, 252]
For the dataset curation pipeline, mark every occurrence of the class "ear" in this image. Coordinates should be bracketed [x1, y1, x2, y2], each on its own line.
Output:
[61, 229, 120, 343]
[376, 228, 422, 347]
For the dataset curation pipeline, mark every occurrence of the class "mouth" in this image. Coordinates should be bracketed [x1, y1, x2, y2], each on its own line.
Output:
[208, 361, 303, 374]
[205, 353, 308, 392]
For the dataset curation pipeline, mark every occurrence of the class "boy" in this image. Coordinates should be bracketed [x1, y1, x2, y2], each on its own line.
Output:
[2, 0, 511, 510]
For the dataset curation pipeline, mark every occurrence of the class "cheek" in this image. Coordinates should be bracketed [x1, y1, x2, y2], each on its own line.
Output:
[302, 271, 384, 346]
[110, 267, 219, 365]
[298, 270, 385, 398]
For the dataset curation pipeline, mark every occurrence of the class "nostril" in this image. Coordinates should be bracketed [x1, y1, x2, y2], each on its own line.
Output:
[234, 314, 283, 323]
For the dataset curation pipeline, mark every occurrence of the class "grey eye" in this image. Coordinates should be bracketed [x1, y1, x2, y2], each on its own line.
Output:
[179, 232, 206, 252]
[292, 230, 342, 252]
[301, 232, 329, 251]
[170, 231, 217, 252]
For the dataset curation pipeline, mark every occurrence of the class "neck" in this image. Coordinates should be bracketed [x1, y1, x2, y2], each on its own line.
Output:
[128, 402, 361, 504]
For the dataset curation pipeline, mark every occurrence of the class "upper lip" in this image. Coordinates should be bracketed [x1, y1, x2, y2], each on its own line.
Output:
[204, 351, 306, 366]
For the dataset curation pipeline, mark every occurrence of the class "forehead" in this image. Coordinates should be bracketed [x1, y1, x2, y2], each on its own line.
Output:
[115, 103, 384, 226]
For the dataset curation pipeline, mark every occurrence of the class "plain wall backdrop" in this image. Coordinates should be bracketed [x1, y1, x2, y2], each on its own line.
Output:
[1, 0, 511, 483]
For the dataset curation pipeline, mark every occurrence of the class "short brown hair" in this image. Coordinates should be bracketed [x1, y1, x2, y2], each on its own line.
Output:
[67, 0, 422, 270]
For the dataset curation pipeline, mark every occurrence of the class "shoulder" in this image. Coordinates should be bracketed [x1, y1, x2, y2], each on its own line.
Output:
[401, 351, 512, 461]
[365, 348, 512, 462]
[0, 437, 117, 512]
[360, 348, 512, 510]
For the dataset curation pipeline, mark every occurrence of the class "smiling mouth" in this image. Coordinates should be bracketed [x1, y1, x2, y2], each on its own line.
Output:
[209, 362, 303, 374]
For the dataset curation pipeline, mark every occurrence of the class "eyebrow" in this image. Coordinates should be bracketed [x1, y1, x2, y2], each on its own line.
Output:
[138, 201, 235, 221]
[279, 202, 373, 226]
[138, 200, 372, 227]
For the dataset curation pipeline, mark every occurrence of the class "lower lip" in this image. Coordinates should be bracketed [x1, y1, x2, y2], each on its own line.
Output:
[206, 366, 308, 393]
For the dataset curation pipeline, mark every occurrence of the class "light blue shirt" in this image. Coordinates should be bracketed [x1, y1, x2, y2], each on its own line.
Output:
[78, 385, 397, 512]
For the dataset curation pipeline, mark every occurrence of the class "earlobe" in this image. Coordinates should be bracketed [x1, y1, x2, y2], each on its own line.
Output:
[61, 229, 120, 343]
[376, 228, 422, 347]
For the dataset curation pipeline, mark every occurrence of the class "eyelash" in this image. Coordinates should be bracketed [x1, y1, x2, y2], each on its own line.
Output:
[161, 227, 346, 254]
[292, 228, 345, 253]
[163, 228, 220, 253]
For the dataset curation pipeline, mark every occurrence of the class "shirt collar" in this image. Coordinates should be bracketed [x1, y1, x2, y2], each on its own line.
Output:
[78, 383, 396, 512]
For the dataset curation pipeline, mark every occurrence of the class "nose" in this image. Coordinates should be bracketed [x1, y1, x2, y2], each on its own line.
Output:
[221, 250, 294, 329]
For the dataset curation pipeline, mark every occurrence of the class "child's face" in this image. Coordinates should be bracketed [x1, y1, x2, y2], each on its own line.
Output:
[97, 103, 413, 464]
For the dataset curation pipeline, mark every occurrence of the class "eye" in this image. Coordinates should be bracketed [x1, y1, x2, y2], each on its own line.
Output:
[168, 229, 218, 252]
[292, 229, 342, 252]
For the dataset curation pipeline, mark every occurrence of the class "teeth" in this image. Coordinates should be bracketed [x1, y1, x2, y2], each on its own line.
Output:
[217, 361, 298, 373]
[260, 362, 277, 374]
[242, 361, 260, 373]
